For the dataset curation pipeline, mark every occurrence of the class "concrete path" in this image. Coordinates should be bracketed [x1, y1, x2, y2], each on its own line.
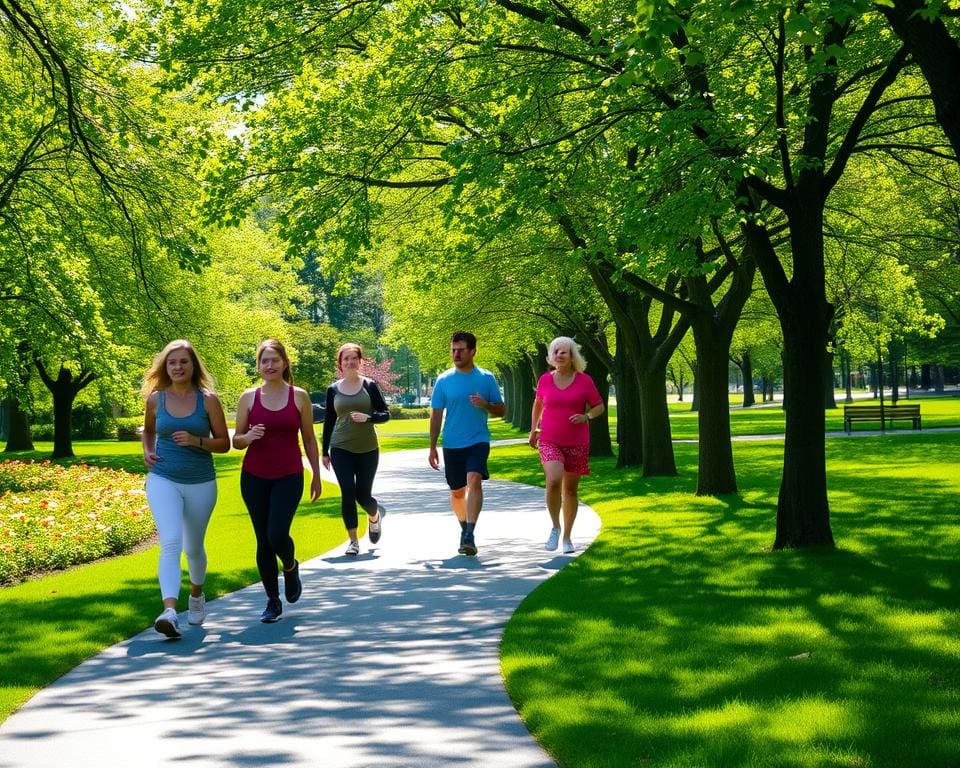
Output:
[0, 447, 601, 768]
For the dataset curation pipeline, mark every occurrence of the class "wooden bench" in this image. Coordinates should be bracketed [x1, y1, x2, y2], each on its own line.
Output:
[843, 404, 921, 433]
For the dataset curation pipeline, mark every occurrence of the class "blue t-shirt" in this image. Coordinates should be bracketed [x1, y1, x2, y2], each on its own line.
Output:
[150, 390, 216, 484]
[431, 366, 503, 449]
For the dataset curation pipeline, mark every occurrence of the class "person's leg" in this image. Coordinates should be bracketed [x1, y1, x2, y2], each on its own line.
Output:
[240, 471, 280, 599]
[561, 472, 581, 543]
[542, 461, 564, 529]
[145, 473, 185, 609]
[354, 449, 380, 519]
[330, 448, 360, 542]
[465, 472, 484, 523]
[180, 478, 217, 597]
[266, 472, 303, 571]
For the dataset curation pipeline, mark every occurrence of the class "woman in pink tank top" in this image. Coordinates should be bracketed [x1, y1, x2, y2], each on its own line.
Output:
[529, 336, 604, 555]
[233, 339, 322, 624]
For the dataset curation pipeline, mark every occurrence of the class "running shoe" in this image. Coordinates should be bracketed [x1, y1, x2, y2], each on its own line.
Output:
[260, 598, 282, 623]
[154, 607, 181, 639]
[284, 561, 302, 604]
[187, 594, 206, 625]
[545, 527, 561, 551]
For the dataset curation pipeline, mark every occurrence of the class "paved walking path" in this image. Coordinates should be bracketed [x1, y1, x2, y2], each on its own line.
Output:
[0, 447, 601, 768]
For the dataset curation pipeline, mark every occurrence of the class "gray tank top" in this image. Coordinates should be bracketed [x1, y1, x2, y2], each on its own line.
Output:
[330, 386, 379, 454]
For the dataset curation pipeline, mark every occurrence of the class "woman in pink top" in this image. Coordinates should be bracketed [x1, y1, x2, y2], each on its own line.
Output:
[529, 337, 604, 554]
[234, 339, 322, 624]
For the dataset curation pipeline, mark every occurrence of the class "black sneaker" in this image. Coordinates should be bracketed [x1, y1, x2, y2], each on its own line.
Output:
[462, 532, 477, 557]
[260, 598, 282, 623]
[368, 504, 385, 545]
[284, 561, 302, 604]
[458, 529, 467, 555]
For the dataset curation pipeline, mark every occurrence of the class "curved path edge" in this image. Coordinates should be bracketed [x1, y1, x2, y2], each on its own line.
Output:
[0, 445, 601, 768]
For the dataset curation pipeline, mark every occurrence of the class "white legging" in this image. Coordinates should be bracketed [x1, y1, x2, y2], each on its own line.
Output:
[145, 474, 218, 600]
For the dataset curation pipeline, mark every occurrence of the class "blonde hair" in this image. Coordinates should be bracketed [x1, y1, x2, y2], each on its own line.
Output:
[336, 343, 364, 373]
[547, 336, 587, 372]
[256, 339, 293, 384]
[141, 340, 217, 398]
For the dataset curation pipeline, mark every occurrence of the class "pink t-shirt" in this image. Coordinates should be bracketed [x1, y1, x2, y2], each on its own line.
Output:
[535, 371, 603, 447]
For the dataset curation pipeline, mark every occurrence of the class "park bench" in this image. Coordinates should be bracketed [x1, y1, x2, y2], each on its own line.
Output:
[843, 403, 921, 433]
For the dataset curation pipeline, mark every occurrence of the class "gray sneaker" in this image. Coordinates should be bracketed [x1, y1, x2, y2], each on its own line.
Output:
[187, 594, 206, 625]
[154, 607, 181, 639]
[545, 527, 561, 551]
[368, 504, 385, 544]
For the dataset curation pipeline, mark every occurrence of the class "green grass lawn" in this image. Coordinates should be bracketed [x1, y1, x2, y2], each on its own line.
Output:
[496, 434, 960, 768]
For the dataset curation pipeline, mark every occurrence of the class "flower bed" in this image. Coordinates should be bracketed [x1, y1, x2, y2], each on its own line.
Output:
[0, 460, 153, 585]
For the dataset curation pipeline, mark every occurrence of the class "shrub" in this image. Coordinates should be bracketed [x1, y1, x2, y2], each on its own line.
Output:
[115, 417, 142, 441]
[0, 460, 153, 585]
[388, 406, 432, 420]
[30, 423, 55, 441]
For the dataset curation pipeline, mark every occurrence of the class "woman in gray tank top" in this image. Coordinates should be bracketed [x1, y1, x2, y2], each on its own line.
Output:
[321, 343, 390, 556]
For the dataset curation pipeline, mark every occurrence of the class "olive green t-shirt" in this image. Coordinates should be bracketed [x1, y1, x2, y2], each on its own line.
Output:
[330, 386, 380, 453]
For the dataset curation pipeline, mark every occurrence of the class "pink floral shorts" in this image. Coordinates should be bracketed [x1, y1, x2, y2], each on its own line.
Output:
[538, 441, 590, 475]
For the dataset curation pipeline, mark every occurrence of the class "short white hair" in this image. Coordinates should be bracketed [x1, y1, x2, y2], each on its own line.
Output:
[547, 336, 587, 372]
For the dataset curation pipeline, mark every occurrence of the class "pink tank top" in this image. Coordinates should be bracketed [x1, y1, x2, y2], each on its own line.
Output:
[242, 386, 304, 479]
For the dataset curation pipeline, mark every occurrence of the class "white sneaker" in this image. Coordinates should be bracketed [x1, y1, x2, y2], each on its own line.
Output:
[562, 540, 575, 554]
[188, 594, 206, 625]
[154, 607, 181, 639]
[545, 527, 561, 551]
[345, 540, 360, 556]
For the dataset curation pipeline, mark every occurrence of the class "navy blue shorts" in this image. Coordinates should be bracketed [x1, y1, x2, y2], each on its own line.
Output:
[442, 442, 490, 490]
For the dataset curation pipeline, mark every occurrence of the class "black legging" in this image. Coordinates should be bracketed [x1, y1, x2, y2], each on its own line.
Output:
[329, 447, 379, 530]
[240, 470, 303, 599]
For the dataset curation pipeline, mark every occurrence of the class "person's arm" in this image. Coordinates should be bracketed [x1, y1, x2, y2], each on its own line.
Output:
[199, 393, 231, 453]
[364, 379, 390, 423]
[321, 385, 337, 458]
[529, 397, 544, 448]
[297, 388, 322, 501]
[232, 390, 263, 449]
[571, 375, 606, 423]
[428, 408, 443, 470]
[141, 393, 159, 468]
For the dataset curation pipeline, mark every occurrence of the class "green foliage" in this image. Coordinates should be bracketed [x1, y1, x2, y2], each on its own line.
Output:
[114, 418, 142, 441]
[0, 460, 153, 585]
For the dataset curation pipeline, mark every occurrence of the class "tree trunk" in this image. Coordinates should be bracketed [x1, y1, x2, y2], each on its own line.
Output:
[748, 206, 834, 549]
[882, 0, 960, 159]
[690, 360, 700, 411]
[612, 328, 642, 468]
[500, 365, 516, 424]
[692, 321, 737, 494]
[3, 396, 34, 452]
[740, 351, 755, 408]
[637, 364, 676, 477]
[920, 363, 931, 390]
[512, 355, 535, 432]
[843, 350, 854, 403]
[933, 364, 945, 393]
[35, 362, 97, 459]
[823, 348, 837, 409]
[579, 338, 613, 458]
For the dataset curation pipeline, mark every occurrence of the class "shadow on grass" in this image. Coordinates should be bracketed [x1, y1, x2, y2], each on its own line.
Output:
[499, 434, 960, 768]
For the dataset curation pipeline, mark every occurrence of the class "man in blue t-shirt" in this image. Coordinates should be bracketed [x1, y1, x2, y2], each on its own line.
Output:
[429, 331, 506, 556]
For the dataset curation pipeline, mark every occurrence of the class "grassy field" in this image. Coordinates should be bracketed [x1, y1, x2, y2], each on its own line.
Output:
[2, 401, 959, 767]
[496, 430, 960, 767]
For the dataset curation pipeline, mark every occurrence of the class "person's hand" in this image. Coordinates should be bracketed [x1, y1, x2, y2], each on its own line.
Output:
[322, 455, 331, 471]
[309, 474, 322, 501]
[349, 411, 370, 422]
[528, 430, 539, 449]
[143, 450, 159, 468]
[170, 430, 199, 447]
[569, 413, 589, 424]
[246, 424, 266, 442]
[469, 393, 488, 409]
[428, 447, 440, 470]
